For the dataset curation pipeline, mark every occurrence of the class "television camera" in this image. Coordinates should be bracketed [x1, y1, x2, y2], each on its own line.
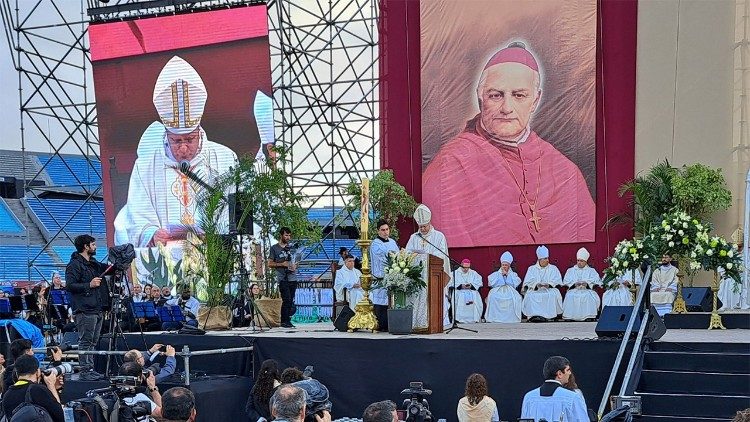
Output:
[401, 381, 433, 422]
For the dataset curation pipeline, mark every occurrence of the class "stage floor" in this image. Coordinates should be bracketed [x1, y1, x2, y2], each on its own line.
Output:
[142, 319, 750, 343]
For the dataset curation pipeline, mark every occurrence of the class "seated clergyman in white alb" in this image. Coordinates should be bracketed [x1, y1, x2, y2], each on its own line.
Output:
[603, 269, 641, 308]
[446, 259, 483, 323]
[562, 248, 601, 321]
[718, 267, 748, 311]
[334, 254, 363, 308]
[650, 254, 678, 316]
[485, 251, 523, 323]
[522, 246, 563, 321]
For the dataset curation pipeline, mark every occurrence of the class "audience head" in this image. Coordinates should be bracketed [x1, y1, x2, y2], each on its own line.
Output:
[376, 220, 390, 239]
[251, 359, 281, 404]
[464, 373, 489, 405]
[162, 386, 197, 422]
[363, 400, 398, 422]
[74, 234, 96, 255]
[144, 285, 152, 295]
[249, 283, 261, 298]
[279, 227, 292, 243]
[733, 409, 750, 422]
[51, 271, 62, 286]
[543, 355, 572, 383]
[565, 370, 579, 391]
[10, 338, 33, 360]
[270, 384, 307, 422]
[151, 288, 161, 300]
[281, 367, 305, 384]
[13, 355, 40, 380]
[344, 255, 356, 270]
[162, 286, 173, 297]
[119, 361, 145, 382]
[661, 254, 672, 266]
[338, 247, 348, 258]
[133, 284, 142, 295]
[123, 349, 145, 366]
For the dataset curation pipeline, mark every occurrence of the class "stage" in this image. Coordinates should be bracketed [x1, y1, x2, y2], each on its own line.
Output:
[68, 319, 748, 422]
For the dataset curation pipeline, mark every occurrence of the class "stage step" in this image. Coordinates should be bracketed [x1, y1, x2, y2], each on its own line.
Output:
[638, 369, 750, 395]
[635, 342, 750, 420]
[636, 392, 750, 419]
[643, 351, 750, 374]
[664, 312, 750, 329]
[634, 415, 731, 422]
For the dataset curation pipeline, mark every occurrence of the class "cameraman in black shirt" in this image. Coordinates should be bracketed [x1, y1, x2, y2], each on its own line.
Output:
[1, 355, 64, 422]
[65, 234, 110, 381]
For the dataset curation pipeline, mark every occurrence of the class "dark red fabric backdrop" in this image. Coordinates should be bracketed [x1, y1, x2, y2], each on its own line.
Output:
[379, 0, 637, 280]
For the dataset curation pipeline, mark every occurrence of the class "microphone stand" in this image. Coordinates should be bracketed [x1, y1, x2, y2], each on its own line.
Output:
[416, 233, 478, 334]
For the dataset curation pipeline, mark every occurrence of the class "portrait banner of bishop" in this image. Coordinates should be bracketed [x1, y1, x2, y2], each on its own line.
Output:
[420, 0, 597, 248]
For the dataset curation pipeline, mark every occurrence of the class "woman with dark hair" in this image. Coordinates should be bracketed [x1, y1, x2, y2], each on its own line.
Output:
[246, 359, 280, 422]
[457, 373, 499, 422]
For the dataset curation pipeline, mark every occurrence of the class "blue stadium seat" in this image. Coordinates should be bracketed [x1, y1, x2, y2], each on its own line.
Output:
[25, 198, 106, 237]
[0, 246, 58, 281]
[36, 154, 101, 191]
[0, 200, 23, 234]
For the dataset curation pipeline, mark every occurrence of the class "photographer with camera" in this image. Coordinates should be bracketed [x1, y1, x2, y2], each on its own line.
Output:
[123, 344, 176, 382]
[2, 339, 64, 395]
[1, 355, 65, 422]
[270, 384, 331, 422]
[66, 235, 112, 381]
[363, 401, 399, 422]
[118, 361, 163, 421]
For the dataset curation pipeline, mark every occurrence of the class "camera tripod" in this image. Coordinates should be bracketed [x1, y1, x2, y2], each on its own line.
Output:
[228, 233, 272, 332]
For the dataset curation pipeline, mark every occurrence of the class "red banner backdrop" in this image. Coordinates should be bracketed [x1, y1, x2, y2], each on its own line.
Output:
[379, 0, 637, 280]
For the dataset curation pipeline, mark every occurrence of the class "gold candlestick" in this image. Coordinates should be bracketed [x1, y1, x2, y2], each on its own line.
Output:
[348, 178, 379, 332]
[708, 269, 726, 330]
[671, 257, 688, 314]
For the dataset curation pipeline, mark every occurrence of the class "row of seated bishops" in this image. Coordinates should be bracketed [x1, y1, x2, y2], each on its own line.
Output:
[335, 245, 680, 324]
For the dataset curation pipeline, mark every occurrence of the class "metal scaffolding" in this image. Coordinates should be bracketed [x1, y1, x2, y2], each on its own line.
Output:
[2, 0, 379, 279]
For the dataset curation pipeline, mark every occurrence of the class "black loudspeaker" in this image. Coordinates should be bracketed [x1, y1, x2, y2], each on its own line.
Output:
[228, 193, 254, 235]
[682, 287, 716, 312]
[333, 305, 355, 332]
[596, 305, 666, 340]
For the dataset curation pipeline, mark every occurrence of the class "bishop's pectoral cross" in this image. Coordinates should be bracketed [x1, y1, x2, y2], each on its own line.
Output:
[528, 205, 541, 232]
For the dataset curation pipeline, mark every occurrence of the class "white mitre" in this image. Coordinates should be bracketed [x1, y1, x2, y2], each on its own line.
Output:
[153, 56, 207, 134]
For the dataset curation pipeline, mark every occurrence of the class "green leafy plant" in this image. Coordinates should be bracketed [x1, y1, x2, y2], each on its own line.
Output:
[234, 147, 322, 297]
[346, 170, 417, 240]
[672, 163, 732, 219]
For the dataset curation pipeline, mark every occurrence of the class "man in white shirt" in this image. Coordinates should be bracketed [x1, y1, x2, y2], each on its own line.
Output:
[446, 259, 483, 323]
[370, 220, 400, 331]
[165, 286, 201, 329]
[562, 247, 601, 321]
[522, 246, 563, 322]
[486, 251, 523, 323]
[334, 255, 363, 309]
[650, 254, 678, 316]
[521, 356, 588, 422]
[119, 361, 163, 421]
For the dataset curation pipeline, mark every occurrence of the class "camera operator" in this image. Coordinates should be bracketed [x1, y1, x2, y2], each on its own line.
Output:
[118, 361, 163, 420]
[1, 355, 64, 422]
[66, 234, 111, 381]
[123, 344, 176, 382]
[268, 227, 298, 329]
[363, 401, 399, 422]
[270, 384, 331, 422]
[2, 339, 64, 393]
[165, 286, 200, 329]
[161, 387, 197, 422]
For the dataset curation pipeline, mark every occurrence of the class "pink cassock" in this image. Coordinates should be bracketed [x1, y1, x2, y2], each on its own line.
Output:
[422, 118, 595, 247]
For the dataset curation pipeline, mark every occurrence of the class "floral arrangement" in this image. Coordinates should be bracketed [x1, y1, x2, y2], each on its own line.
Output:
[646, 211, 709, 259]
[603, 238, 652, 285]
[373, 248, 425, 308]
[692, 235, 744, 288]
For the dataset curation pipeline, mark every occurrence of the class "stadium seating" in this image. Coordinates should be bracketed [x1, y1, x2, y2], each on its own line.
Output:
[0, 245, 58, 281]
[0, 199, 23, 234]
[36, 154, 102, 192]
[25, 198, 106, 238]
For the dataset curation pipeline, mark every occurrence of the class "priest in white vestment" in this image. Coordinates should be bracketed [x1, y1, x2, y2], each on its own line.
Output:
[334, 255, 363, 309]
[486, 251, 523, 323]
[718, 267, 748, 311]
[522, 246, 563, 321]
[562, 248, 601, 321]
[370, 220, 401, 330]
[446, 259, 483, 323]
[405, 204, 451, 330]
[650, 254, 678, 316]
[114, 56, 237, 249]
[521, 356, 589, 422]
[603, 269, 641, 308]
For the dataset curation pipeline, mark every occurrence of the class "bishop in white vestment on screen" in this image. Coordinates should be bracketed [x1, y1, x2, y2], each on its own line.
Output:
[485, 251, 523, 323]
[522, 246, 563, 321]
[446, 259, 483, 323]
[405, 204, 451, 330]
[114, 56, 237, 248]
[651, 254, 678, 316]
[333, 255, 363, 308]
[562, 247, 601, 321]
[603, 269, 641, 308]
